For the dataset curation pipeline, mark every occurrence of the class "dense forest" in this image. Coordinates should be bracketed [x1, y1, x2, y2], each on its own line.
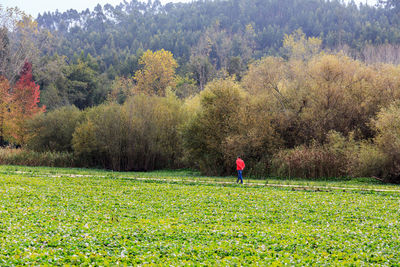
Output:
[1, 0, 400, 181]
[37, 0, 400, 61]
[32, 0, 400, 109]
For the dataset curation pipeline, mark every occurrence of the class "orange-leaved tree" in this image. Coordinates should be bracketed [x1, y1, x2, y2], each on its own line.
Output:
[0, 76, 11, 145]
[7, 61, 45, 145]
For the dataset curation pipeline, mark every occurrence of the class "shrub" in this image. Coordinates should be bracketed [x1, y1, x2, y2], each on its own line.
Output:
[124, 92, 187, 171]
[183, 78, 283, 177]
[72, 93, 186, 171]
[270, 128, 398, 181]
[26, 106, 83, 152]
[221, 96, 283, 178]
[183, 78, 246, 176]
[371, 101, 400, 182]
[271, 144, 346, 179]
[270, 131, 351, 179]
[347, 141, 389, 179]
[245, 161, 269, 179]
[72, 103, 128, 170]
[0, 148, 76, 167]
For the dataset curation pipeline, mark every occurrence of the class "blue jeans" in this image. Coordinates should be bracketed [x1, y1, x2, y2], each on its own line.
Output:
[237, 170, 243, 184]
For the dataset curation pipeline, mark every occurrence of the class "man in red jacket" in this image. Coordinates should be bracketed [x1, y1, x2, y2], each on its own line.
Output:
[236, 156, 245, 184]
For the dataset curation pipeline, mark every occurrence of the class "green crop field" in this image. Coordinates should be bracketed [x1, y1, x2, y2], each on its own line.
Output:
[1, 166, 400, 265]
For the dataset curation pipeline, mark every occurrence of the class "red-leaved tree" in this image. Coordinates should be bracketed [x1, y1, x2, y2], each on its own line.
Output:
[7, 61, 45, 145]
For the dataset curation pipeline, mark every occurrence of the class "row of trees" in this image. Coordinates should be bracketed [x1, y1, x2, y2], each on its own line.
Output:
[1, 2, 400, 181]
[22, 45, 400, 181]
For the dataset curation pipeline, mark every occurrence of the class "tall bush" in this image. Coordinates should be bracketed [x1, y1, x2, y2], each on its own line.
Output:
[183, 78, 247, 175]
[372, 101, 400, 182]
[222, 95, 283, 178]
[27, 106, 82, 152]
[124, 92, 186, 171]
[184, 78, 283, 176]
[72, 103, 128, 170]
[72, 93, 186, 171]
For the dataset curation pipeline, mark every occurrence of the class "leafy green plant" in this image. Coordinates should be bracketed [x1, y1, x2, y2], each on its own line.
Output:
[1, 166, 400, 265]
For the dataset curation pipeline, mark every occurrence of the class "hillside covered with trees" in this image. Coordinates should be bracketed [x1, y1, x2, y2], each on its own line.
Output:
[37, 0, 400, 62]
[1, 0, 400, 182]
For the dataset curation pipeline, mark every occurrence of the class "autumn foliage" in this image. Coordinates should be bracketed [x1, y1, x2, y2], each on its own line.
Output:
[1, 61, 45, 145]
[8, 45, 400, 182]
[134, 49, 178, 96]
[0, 77, 11, 144]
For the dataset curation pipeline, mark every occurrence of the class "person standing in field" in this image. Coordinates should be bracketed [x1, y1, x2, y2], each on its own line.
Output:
[236, 156, 245, 184]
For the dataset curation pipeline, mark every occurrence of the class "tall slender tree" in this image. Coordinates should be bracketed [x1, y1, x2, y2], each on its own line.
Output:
[0, 76, 10, 145]
[7, 61, 45, 144]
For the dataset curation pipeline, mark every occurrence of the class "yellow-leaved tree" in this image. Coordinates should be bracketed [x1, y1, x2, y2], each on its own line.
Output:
[282, 29, 322, 61]
[134, 49, 178, 96]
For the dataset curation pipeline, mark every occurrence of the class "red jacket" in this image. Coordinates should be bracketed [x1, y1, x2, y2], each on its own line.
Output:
[236, 158, 245, 171]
